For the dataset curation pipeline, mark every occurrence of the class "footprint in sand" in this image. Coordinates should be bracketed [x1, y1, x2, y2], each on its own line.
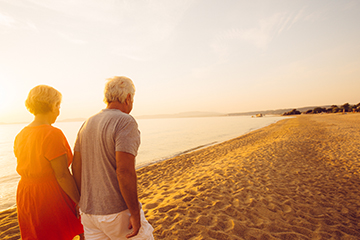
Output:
[144, 202, 159, 210]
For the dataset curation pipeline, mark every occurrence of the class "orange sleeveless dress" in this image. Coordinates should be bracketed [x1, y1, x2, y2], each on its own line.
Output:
[14, 125, 83, 240]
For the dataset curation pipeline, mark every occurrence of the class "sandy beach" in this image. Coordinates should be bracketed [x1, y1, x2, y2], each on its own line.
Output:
[1, 114, 360, 239]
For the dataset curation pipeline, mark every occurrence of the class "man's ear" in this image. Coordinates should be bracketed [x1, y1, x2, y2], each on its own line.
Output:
[126, 94, 132, 103]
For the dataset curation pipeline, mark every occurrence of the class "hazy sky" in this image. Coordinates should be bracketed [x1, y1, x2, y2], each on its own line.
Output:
[1, 0, 359, 123]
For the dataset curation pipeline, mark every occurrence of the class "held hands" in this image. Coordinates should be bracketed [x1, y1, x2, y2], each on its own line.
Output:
[126, 213, 141, 238]
[75, 205, 80, 219]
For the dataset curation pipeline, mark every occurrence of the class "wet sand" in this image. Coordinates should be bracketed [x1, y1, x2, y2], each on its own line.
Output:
[1, 114, 360, 239]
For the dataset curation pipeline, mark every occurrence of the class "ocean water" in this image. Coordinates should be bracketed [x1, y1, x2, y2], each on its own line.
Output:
[0, 115, 285, 211]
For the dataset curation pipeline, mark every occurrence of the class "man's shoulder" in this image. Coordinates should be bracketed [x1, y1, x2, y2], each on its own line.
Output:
[88, 109, 137, 125]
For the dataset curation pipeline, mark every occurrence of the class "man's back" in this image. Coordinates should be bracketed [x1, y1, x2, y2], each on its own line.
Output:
[74, 109, 140, 215]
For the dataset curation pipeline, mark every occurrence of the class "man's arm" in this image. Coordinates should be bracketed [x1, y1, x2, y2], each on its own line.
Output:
[72, 151, 82, 193]
[116, 151, 141, 238]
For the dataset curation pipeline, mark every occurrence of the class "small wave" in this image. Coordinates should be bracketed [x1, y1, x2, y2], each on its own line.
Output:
[0, 203, 17, 212]
[179, 142, 218, 155]
[136, 142, 219, 170]
[0, 174, 20, 184]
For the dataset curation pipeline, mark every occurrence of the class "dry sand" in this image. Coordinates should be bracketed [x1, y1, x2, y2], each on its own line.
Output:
[1, 114, 360, 239]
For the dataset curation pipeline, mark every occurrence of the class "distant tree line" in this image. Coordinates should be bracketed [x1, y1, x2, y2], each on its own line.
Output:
[282, 103, 360, 116]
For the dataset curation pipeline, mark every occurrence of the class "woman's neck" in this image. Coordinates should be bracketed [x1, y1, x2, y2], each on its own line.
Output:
[28, 114, 53, 127]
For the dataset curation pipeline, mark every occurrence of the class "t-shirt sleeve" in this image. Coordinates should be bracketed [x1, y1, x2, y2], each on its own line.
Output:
[74, 122, 85, 152]
[43, 129, 68, 161]
[115, 118, 141, 156]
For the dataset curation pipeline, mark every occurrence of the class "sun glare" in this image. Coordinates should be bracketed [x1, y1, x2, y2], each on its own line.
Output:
[0, 83, 7, 109]
[0, 81, 15, 123]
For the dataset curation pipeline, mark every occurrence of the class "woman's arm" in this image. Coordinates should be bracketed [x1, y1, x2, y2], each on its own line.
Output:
[50, 154, 80, 204]
[72, 151, 82, 193]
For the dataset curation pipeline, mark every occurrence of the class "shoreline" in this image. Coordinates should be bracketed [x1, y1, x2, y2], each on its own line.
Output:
[1, 114, 360, 239]
[135, 115, 285, 170]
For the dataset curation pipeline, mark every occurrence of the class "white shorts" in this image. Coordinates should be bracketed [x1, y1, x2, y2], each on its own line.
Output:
[80, 208, 154, 240]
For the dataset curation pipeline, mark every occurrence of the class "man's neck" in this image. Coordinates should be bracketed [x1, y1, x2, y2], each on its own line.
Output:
[106, 101, 128, 113]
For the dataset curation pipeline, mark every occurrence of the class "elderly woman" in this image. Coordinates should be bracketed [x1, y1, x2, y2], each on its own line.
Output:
[14, 85, 83, 239]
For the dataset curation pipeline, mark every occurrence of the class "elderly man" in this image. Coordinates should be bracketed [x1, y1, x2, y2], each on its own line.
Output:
[72, 76, 154, 239]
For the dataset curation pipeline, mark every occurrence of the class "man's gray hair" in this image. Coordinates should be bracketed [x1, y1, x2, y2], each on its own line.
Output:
[103, 76, 135, 104]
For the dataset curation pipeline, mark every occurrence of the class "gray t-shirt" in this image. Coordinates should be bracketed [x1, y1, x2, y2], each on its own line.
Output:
[74, 109, 140, 215]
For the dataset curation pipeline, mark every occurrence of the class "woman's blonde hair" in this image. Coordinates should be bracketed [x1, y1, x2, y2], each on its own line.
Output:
[103, 76, 135, 104]
[25, 85, 62, 115]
